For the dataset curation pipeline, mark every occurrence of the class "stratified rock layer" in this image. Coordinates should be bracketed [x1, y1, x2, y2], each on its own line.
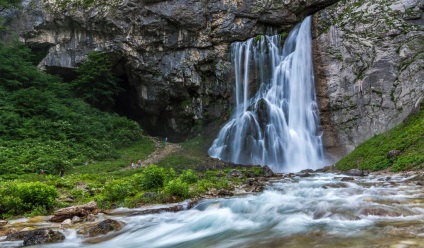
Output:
[4, 0, 338, 140]
[313, 0, 424, 160]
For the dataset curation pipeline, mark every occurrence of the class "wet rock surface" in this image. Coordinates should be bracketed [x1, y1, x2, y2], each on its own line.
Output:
[5, 229, 65, 246]
[87, 219, 124, 237]
[50, 201, 98, 222]
[313, 0, 424, 159]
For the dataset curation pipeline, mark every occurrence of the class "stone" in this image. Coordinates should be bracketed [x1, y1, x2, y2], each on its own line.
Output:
[344, 169, 368, 177]
[217, 189, 234, 196]
[72, 216, 82, 224]
[361, 208, 403, 217]
[60, 219, 72, 228]
[341, 177, 355, 181]
[226, 169, 243, 178]
[86, 214, 96, 222]
[88, 219, 124, 237]
[50, 201, 98, 222]
[0, 220, 8, 227]
[387, 150, 402, 159]
[5, 231, 30, 241]
[297, 172, 312, 177]
[23, 229, 65, 246]
[262, 165, 274, 177]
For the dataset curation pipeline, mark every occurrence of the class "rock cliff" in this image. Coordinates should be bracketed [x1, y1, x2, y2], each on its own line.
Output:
[3, 0, 423, 160]
[313, 0, 424, 160]
[4, 0, 338, 141]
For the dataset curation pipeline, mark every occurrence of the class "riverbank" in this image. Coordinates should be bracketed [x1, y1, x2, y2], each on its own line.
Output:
[1, 169, 423, 247]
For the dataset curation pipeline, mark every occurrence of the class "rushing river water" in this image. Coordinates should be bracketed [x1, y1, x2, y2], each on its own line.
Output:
[2, 173, 423, 248]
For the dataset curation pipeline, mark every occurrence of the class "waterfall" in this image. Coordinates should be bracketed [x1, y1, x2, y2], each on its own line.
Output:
[208, 16, 324, 173]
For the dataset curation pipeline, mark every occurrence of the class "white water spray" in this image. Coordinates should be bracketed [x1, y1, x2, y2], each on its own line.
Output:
[208, 17, 324, 172]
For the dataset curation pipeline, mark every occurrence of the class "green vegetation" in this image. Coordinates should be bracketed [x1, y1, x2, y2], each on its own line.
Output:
[0, 39, 258, 219]
[0, 181, 58, 218]
[336, 101, 424, 171]
[0, 0, 22, 31]
[72, 51, 123, 111]
[0, 40, 147, 175]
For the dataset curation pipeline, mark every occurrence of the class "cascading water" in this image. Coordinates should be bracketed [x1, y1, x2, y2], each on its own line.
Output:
[208, 16, 324, 173]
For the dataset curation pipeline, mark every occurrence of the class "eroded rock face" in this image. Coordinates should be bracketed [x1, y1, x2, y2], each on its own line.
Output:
[4, 0, 339, 140]
[313, 0, 424, 160]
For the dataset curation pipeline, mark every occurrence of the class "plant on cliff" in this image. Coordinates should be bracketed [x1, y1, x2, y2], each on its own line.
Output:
[0, 0, 22, 31]
[72, 51, 123, 111]
[0, 41, 146, 175]
[336, 101, 424, 171]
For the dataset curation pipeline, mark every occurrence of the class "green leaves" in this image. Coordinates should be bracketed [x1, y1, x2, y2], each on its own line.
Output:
[336, 101, 424, 171]
[0, 181, 58, 218]
[72, 51, 123, 111]
[0, 41, 144, 175]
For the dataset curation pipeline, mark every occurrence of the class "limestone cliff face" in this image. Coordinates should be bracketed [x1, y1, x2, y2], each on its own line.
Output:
[313, 0, 424, 160]
[5, 0, 423, 158]
[5, 0, 338, 140]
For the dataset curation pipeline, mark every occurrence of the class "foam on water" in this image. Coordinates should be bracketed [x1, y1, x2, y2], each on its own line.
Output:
[26, 173, 424, 248]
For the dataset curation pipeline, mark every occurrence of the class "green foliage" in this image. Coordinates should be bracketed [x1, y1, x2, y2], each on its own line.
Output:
[0, 41, 146, 175]
[72, 51, 123, 110]
[179, 169, 198, 184]
[164, 178, 190, 198]
[0, 0, 23, 31]
[0, 182, 58, 218]
[336, 101, 424, 171]
[133, 165, 167, 190]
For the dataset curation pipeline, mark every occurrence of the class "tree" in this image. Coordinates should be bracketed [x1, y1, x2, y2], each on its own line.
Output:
[72, 51, 123, 111]
[0, 0, 22, 31]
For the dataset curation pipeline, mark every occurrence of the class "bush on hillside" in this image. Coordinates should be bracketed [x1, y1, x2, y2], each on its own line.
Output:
[0, 40, 144, 175]
[336, 101, 424, 171]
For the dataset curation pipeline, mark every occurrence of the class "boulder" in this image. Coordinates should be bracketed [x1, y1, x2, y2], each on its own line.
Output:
[0, 220, 8, 227]
[23, 229, 65, 246]
[344, 169, 368, 177]
[5, 230, 30, 241]
[361, 208, 404, 217]
[88, 219, 124, 237]
[297, 172, 312, 177]
[226, 169, 243, 178]
[341, 177, 355, 181]
[50, 201, 98, 222]
[72, 216, 82, 224]
[262, 165, 274, 177]
[60, 219, 72, 228]
[217, 189, 234, 196]
[387, 150, 402, 159]
[86, 214, 96, 222]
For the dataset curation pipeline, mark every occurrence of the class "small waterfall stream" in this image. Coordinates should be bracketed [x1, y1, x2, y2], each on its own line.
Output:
[208, 17, 324, 173]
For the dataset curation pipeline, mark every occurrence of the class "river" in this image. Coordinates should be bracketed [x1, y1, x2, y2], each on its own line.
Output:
[3, 172, 423, 248]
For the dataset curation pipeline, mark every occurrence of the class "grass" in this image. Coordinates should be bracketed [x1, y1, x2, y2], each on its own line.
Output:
[67, 137, 155, 175]
[336, 101, 424, 171]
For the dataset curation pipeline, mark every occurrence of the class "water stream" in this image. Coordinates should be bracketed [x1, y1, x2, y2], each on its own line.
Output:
[208, 16, 324, 173]
[3, 173, 423, 248]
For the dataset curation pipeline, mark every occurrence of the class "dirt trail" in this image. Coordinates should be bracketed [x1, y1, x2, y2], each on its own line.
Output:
[133, 140, 182, 168]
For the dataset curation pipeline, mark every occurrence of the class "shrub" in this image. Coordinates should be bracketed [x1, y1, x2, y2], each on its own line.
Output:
[134, 165, 166, 190]
[0, 182, 58, 218]
[16, 182, 58, 210]
[102, 179, 133, 202]
[164, 179, 190, 198]
[179, 169, 198, 184]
